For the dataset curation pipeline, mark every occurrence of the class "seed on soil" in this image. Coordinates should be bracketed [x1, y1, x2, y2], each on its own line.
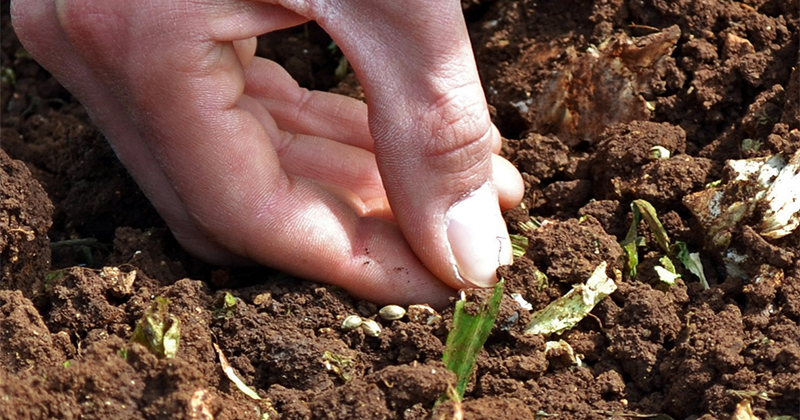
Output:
[341, 315, 363, 331]
[360, 319, 382, 337]
[378, 305, 406, 321]
[648, 145, 671, 160]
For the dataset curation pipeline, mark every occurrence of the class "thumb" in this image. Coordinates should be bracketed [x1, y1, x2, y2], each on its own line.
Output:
[308, 0, 523, 288]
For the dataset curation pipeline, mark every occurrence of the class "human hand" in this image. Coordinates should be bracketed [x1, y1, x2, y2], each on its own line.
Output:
[11, 0, 523, 306]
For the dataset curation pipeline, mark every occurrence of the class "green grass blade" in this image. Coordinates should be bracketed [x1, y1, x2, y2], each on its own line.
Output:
[621, 203, 643, 277]
[673, 241, 710, 289]
[632, 199, 671, 252]
[510, 234, 529, 259]
[441, 279, 505, 402]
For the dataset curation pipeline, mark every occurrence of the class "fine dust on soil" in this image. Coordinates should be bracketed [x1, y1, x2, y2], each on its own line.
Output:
[1, 0, 799, 419]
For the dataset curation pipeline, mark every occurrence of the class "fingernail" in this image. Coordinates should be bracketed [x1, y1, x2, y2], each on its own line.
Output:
[446, 183, 513, 288]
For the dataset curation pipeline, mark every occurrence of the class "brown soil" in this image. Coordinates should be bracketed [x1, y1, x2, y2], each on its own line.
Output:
[2, 1, 799, 419]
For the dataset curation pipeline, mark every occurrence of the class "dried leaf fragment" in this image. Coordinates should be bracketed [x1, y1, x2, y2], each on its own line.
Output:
[525, 262, 616, 335]
[759, 149, 800, 239]
[213, 342, 261, 400]
[730, 399, 758, 420]
[683, 150, 800, 249]
[527, 26, 680, 145]
[130, 296, 180, 358]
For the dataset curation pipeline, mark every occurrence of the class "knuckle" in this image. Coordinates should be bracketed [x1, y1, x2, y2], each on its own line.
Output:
[418, 85, 494, 173]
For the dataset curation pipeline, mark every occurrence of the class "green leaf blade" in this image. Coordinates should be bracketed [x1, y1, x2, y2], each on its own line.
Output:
[442, 279, 505, 401]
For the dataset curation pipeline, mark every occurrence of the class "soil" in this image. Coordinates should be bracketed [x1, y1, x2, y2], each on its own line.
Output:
[2, 0, 799, 419]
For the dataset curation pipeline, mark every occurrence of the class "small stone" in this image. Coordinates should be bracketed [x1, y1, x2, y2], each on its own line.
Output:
[341, 315, 363, 331]
[360, 319, 382, 337]
[378, 305, 406, 321]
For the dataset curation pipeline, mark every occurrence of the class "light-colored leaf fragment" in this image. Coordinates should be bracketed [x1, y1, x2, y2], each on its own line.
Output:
[654, 266, 680, 286]
[673, 242, 709, 289]
[162, 315, 180, 359]
[544, 340, 582, 367]
[213, 342, 262, 400]
[525, 262, 616, 335]
[322, 350, 355, 382]
[684, 150, 800, 249]
[511, 293, 533, 311]
[654, 256, 679, 285]
[687, 253, 709, 290]
[101, 266, 136, 297]
[731, 399, 758, 420]
[760, 149, 800, 239]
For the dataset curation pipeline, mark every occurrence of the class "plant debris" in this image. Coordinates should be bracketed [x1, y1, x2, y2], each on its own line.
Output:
[510, 234, 529, 259]
[213, 342, 263, 401]
[730, 399, 757, 420]
[322, 350, 356, 382]
[525, 262, 616, 336]
[654, 256, 680, 286]
[622, 199, 709, 289]
[212, 291, 238, 319]
[673, 242, 709, 289]
[684, 150, 800, 249]
[129, 296, 180, 358]
[525, 25, 680, 145]
[544, 339, 582, 367]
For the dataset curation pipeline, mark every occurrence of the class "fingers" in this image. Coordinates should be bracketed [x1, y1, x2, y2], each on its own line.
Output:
[14, 0, 456, 305]
[245, 58, 374, 151]
[233, 37, 258, 66]
[493, 155, 525, 210]
[243, 56, 521, 215]
[290, 0, 524, 289]
[15, 0, 522, 305]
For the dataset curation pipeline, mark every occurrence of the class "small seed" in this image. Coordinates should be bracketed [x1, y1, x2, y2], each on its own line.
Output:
[378, 305, 406, 321]
[648, 146, 671, 160]
[341, 315, 363, 331]
[360, 319, 382, 337]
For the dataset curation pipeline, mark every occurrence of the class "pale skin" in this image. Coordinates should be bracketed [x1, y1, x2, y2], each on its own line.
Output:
[11, 0, 524, 307]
